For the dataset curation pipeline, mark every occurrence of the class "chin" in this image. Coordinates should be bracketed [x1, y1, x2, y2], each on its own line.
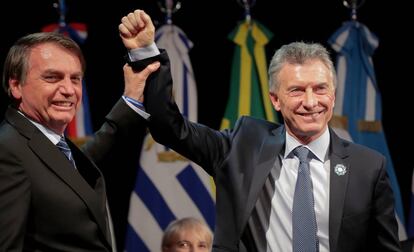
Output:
[298, 126, 324, 136]
[52, 115, 76, 125]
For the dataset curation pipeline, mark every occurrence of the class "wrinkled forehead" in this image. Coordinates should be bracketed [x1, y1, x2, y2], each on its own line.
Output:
[28, 43, 83, 72]
[280, 60, 333, 80]
[29, 43, 76, 59]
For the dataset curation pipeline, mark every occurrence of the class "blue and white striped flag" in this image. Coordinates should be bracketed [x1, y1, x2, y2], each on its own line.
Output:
[328, 21, 407, 240]
[409, 175, 414, 237]
[125, 24, 216, 251]
[408, 174, 414, 238]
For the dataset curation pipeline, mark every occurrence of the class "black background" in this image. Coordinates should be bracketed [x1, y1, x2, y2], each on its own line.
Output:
[0, 0, 411, 249]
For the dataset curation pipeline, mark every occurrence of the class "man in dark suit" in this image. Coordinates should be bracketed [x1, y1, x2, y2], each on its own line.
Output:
[0, 32, 159, 251]
[120, 9, 401, 252]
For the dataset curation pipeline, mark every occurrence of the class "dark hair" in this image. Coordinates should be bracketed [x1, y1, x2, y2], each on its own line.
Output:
[2, 32, 85, 99]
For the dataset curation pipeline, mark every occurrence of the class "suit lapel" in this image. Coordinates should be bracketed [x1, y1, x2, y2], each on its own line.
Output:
[241, 126, 285, 230]
[29, 133, 110, 246]
[6, 108, 111, 247]
[68, 139, 112, 246]
[328, 128, 351, 252]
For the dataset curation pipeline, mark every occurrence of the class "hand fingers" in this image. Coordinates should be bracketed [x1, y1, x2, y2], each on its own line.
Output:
[123, 61, 160, 80]
[118, 23, 133, 38]
[120, 9, 149, 35]
[146, 61, 161, 75]
[140, 11, 154, 30]
[121, 16, 136, 34]
[139, 61, 160, 79]
[127, 12, 139, 30]
[133, 9, 145, 29]
[123, 63, 133, 75]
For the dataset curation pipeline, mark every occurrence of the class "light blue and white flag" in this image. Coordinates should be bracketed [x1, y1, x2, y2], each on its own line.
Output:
[125, 24, 216, 251]
[409, 176, 414, 237]
[328, 21, 407, 240]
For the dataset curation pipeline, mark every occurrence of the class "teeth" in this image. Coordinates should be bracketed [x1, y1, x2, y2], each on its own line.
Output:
[300, 112, 320, 117]
[54, 102, 72, 107]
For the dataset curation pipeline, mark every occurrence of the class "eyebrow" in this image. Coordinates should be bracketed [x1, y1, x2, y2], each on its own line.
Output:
[176, 239, 190, 243]
[42, 69, 83, 76]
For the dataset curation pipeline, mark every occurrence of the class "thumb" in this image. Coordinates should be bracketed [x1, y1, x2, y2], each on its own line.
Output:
[143, 61, 160, 77]
[132, 61, 160, 80]
[122, 61, 160, 83]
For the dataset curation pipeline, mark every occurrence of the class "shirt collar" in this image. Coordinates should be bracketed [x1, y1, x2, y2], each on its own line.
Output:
[17, 111, 62, 145]
[283, 127, 330, 162]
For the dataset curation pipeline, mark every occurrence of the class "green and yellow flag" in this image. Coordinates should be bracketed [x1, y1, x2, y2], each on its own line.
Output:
[221, 20, 277, 129]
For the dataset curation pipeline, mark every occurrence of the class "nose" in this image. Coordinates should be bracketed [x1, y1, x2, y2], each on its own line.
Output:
[60, 78, 76, 96]
[303, 88, 316, 109]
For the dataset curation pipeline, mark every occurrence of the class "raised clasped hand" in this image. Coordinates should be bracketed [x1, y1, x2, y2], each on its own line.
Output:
[119, 9, 155, 50]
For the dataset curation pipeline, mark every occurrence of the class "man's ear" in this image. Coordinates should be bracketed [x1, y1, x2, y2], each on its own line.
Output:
[9, 78, 22, 99]
[269, 92, 281, 111]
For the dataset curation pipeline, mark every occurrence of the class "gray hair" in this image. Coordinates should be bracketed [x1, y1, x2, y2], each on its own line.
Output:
[268, 41, 336, 92]
[162, 217, 213, 251]
[2, 32, 85, 100]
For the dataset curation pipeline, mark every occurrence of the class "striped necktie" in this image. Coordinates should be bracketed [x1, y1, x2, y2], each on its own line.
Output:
[56, 137, 76, 168]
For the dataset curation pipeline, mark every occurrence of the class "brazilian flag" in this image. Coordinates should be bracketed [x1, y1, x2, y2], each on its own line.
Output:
[221, 20, 277, 129]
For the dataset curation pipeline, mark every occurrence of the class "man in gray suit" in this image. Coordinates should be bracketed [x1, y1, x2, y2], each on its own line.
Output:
[0, 32, 159, 251]
[120, 9, 401, 252]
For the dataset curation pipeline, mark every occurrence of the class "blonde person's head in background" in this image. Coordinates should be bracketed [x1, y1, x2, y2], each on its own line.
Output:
[161, 217, 213, 252]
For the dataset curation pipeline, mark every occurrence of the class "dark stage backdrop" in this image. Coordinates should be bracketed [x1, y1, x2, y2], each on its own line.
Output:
[0, 0, 411, 249]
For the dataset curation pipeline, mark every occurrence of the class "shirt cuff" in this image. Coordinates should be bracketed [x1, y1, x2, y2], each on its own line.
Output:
[122, 96, 150, 120]
[128, 42, 160, 61]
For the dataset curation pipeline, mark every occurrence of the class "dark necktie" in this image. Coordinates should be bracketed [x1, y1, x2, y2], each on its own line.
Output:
[292, 146, 318, 252]
[56, 137, 76, 168]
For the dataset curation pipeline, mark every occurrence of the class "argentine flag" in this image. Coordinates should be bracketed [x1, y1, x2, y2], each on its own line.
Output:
[329, 20, 406, 240]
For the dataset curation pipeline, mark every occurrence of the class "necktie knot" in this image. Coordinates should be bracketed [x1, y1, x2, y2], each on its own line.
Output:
[293, 146, 310, 163]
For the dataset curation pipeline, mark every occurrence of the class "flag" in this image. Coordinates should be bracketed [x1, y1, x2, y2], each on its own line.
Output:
[42, 22, 88, 44]
[328, 20, 407, 240]
[216, 20, 274, 247]
[221, 20, 276, 129]
[42, 0, 92, 144]
[125, 24, 215, 252]
[42, 21, 93, 144]
[409, 176, 414, 237]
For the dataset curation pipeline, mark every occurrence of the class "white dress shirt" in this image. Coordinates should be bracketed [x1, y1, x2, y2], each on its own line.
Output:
[249, 128, 331, 252]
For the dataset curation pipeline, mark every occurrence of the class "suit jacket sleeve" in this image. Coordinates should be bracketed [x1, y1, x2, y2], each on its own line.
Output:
[0, 144, 30, 250]
[137, 50, 230, 176]
[373, 156, 401, 251]
[82, 98, 148, 167]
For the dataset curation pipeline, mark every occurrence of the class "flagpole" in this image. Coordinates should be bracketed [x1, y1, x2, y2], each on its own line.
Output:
[58, 0, 66, 28]
[342, 0, 366, 20]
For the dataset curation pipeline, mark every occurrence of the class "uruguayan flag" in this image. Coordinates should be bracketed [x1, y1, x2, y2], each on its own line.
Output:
[125, 24, 215, 251]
